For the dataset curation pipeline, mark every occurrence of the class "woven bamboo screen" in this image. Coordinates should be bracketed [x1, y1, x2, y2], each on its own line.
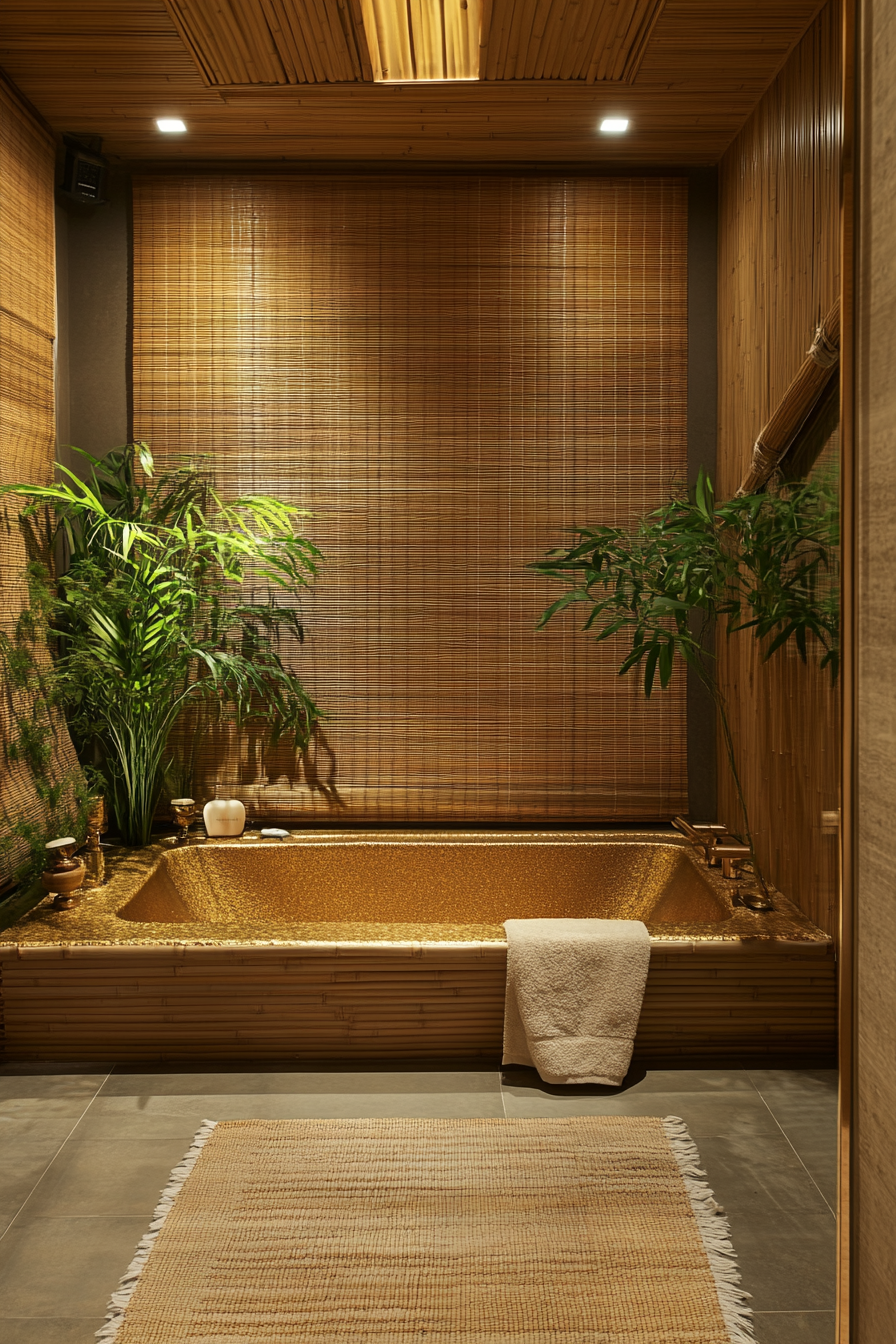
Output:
[0, 77, 82, 882]
[133, 174, 687, 824]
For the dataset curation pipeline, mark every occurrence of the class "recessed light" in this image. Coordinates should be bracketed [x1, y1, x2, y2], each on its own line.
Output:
[600, 118, 630, 134]
[156, 118, 187, 133]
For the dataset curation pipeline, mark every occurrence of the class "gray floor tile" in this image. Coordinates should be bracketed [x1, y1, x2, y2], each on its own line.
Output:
[696, 1133, 833, 1217]
[762, 1093, 839, 1139]
[0, 1140, 67, 1223]
[101, 1069, 501, 1096]
[23, 1137, 191, 1218]
[619, 1067, 755, 1093]
[0, 1117, 84, 1145]
[80, 1091, 506, 1125]
[753, 1310, 836, 1342]
[0, 1095, 99, 1121]
[748, 1070, 839, 1133]
[0, 1319, 105, 1344]
[500, 1086, 781, 1137]
[0, 1074, 107, 1105]
[0, 1216, 146, 1317]
[67, 1104, 209, 1143]
[729, 1210, 836, 1312]
[501, 1065, 755, 1094]
[746, 1069, 838, 1098]
[779, 1125, 838, 1211]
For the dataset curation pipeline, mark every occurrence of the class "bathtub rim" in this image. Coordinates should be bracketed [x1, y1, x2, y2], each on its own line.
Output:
[0, 829, 832, 951]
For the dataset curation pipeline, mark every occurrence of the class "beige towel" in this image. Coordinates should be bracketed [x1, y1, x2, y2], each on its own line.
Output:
[503, 918, 651, 1087]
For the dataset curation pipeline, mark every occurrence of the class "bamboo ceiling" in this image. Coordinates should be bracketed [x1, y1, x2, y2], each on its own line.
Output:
[0, 1, 827, 162]
[165, 0, 374, 85]
[163, 0, 663, 86]
[480, 0, 663, 82]
[132, 173, 688, 823]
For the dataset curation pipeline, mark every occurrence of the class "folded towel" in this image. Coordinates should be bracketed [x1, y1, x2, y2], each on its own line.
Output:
[502, 918, 651, 1087]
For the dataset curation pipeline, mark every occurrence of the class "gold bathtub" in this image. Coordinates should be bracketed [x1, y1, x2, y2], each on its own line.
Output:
[0, 832, 836, 1063]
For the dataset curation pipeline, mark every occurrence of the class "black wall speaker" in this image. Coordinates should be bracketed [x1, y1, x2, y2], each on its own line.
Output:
[59, 135, 108, 207]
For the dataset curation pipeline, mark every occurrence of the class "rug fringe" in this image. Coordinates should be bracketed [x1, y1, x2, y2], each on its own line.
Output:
[662, 1116, 755, 1344]
[95, 1119, 219, 1342]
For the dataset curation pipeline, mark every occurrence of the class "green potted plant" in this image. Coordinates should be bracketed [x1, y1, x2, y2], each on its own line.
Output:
[531, 468, 839, 890]
[2, 443, 323, 846]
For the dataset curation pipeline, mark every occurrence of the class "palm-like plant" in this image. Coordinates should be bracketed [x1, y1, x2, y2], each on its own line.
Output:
[531, 469, 839, 888]
[2, 443, 323, 845]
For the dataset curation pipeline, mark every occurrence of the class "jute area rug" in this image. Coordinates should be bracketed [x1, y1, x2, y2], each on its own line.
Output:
[99, 1116, 752, 1344]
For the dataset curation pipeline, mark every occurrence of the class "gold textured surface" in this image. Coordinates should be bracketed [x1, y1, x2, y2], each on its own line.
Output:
[0, 832, 829, 948]
[112, 1116, 732, 1344]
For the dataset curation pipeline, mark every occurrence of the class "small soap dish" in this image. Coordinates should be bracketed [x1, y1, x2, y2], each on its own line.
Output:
[260, 828, 291, 840]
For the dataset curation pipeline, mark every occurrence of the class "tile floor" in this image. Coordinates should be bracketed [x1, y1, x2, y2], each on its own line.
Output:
[0, 1058, 837, 1343]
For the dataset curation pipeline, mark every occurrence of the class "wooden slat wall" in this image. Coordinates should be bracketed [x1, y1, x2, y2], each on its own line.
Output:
[0, 940, 837, 1061]
[0, 75, 82, 884]
[716, 0, 841, 935]
[132, 173, 687, 825]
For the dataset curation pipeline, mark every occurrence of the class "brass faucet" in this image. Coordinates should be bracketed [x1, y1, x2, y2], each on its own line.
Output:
[674, 817, 775, 911]
[712, 840, 752, 880]
[672, 817, 728, 864]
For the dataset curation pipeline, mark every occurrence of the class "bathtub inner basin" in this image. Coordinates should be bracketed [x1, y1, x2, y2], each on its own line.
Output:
[116, 838, 731, 929]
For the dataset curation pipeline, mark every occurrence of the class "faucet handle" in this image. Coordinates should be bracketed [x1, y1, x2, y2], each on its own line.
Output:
[672, 818, 730, 865]
[713, 841, 752, 879]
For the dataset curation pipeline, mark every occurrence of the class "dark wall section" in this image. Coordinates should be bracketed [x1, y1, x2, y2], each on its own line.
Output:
[686, 168, 718, 821]
[56, 172, 130, 459]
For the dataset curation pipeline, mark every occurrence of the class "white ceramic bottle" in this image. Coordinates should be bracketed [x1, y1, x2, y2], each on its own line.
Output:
[202, 797, 246, 837]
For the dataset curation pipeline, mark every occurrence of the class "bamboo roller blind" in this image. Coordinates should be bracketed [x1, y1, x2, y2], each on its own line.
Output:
[132, 174, 687, 824]
[0, 77, 82, 881]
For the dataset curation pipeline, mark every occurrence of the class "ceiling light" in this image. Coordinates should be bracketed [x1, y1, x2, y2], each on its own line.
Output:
[156, 118, 187, 133]
[600, 118, 630, 134]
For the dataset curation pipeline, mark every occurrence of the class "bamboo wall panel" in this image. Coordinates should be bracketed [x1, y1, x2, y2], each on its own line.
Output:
[0, 940, 837, 1061]
[0, 2, 825, 162]
[716, 0, 841, 934]
[132, 173, 687, 824]
[0, 75, 82, 885]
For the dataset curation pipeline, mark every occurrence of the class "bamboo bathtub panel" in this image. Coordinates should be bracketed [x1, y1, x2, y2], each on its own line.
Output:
[0, 940, 837, 1062]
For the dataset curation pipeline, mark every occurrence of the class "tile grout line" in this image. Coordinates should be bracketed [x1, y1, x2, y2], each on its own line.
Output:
[0, 1064, 116, 1244]
[744, 1073, 837, 1219]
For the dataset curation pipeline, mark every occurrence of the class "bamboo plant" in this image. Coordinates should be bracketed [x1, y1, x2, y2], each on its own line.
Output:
[531, 468, 839, 888]
[1, 443, 323, 846]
